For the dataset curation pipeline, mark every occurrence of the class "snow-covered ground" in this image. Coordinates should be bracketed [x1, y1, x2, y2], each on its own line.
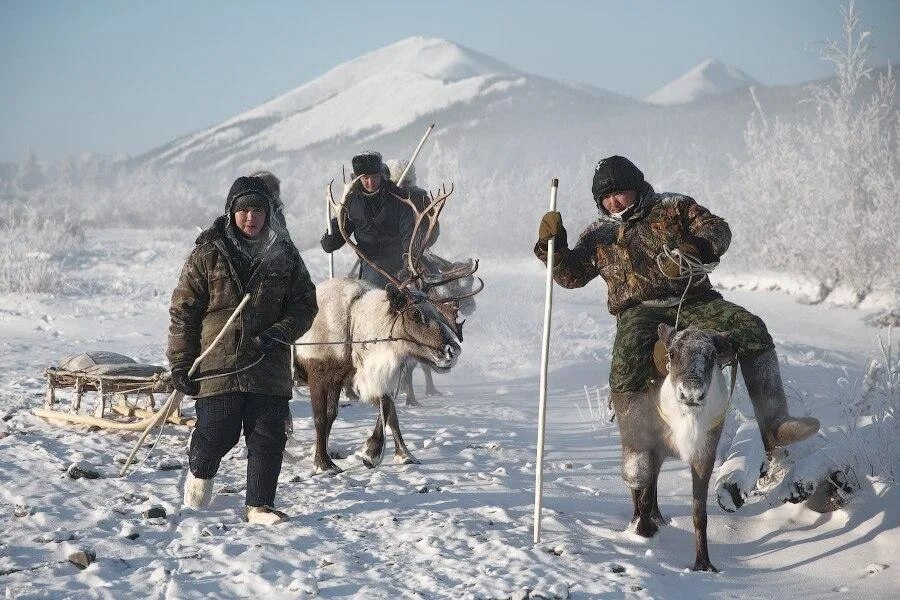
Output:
[1, 228, 897, 599]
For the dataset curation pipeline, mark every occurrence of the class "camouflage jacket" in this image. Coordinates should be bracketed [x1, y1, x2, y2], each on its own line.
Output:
[534, 184, 731, 315]
[167, 215, 318, 399]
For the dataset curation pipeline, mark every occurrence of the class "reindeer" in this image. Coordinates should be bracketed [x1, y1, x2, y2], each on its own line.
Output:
[294, 177, 481, 474]
[612, 323, 733, 572]
[401, 253, 480, 405]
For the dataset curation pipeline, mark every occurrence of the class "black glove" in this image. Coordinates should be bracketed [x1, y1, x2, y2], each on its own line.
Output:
[171, 368, 200, 396]
[253, 331, 284, 355]
[320, 231, 337, 253]
[320, 218, 345, 253]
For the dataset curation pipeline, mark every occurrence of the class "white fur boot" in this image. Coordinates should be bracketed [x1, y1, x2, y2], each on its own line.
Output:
[245, 505, 289, 525]
[183, 472, 213, 509]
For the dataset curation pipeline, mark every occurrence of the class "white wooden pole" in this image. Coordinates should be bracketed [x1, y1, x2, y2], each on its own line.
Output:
[534, 178, 559, 544]
[397, 123, 435, 187]
[325, 189, 335, 278]
[119, 293, 252, 477]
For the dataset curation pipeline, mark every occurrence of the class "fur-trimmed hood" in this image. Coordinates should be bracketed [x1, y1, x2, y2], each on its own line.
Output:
[195, 176, 292, 250]
[596, 181, 656, 220]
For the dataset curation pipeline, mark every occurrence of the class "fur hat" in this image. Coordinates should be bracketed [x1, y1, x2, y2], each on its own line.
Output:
[249, 169, 280, 199]
[227, 176, 270, 214]
[591, 156, 644, 205]
[352, 151, 383, 176]
[385, 158, 416, 186]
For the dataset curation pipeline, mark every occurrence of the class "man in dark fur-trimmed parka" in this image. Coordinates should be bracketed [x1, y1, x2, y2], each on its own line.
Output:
[535, 156, 819, 454]
[168, 175, 317, 525]
[320, 151, 425, 288]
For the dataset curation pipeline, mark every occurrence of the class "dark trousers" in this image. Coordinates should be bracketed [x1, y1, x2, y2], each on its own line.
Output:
[189, 392, 290, 508]
[360, 263, 397, 290]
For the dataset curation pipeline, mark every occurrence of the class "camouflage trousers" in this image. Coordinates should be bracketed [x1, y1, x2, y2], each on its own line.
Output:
[609, 291, 775, 393]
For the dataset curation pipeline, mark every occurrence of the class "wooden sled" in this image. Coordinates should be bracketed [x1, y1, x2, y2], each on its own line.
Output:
[33, 351, 195, 430]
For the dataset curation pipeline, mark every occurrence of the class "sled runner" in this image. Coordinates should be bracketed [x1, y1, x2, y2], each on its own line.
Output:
[32, 351, 195, 430]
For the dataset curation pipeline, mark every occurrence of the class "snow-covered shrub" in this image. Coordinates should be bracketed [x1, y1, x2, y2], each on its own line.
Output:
[727, 3, 899, 298]
[576, 385, 615, 431]
[0, 204, 84, 293]
[836, 327, 899, 483]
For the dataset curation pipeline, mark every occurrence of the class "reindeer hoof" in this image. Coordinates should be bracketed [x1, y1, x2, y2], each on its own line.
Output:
[313, 463, 343, 476]
[691, 559, 719, 573]
[423, 388, 443, 398]
[356, 447, 385, 469]
[405, 398, 421, 407]
[394, 452, 421, 465]
[651, 512, 669, 527]
[633, 518, 658, 538]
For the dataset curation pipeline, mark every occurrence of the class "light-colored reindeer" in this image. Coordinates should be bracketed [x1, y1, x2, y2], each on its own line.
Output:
[294, 177, 481, 474]
[613, 323, 734, 572]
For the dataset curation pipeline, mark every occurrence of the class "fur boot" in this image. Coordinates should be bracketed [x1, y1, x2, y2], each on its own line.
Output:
[245, 505, 289, 525]
[183, 471, 213, 509]
[740, 349, 820, 452]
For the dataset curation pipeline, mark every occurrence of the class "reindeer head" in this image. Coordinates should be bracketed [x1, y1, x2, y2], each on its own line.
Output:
[422, 256, 479, 317]
[386, 284, 461, 372]
[658, 324, 733, 409]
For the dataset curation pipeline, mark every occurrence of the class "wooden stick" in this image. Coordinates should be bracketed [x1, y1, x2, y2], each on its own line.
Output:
[33, 407, 173, 431]
[533, 178, 558, 545]
[325, 186, 335, 279]
[397, 124, 435, 187]
[118, 293, 252, 476]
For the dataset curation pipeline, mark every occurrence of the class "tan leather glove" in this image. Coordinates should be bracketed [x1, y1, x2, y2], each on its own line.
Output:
[659, 241, 702, 279]
[538, 211, 566, 245]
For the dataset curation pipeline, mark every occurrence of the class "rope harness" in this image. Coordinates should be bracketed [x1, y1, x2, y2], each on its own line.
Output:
[655, 245, 718, 330]
[648, 246, 738, 431]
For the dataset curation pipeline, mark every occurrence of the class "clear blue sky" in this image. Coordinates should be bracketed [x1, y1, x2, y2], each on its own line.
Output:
[2, 0, 898, 163]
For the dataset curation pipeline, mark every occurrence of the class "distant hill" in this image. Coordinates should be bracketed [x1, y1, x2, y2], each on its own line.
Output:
[644, 59, 760, 105]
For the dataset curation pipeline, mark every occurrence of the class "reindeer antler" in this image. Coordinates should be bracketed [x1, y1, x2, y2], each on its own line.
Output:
[327, 178, 405, 289]
[394, 183, 454, 287]
[423, 258, 479, 291]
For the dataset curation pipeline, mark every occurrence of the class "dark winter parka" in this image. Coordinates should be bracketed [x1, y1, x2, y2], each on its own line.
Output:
[167, 179, 318, 398]
[534, 183, 731, 315]
[321, 178, 424, 279]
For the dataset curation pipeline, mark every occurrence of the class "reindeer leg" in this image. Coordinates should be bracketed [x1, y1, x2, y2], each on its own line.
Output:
[633, 485, 658, 538]
[690, 450, 718, 572]
[622, 448, 660, 538]
[324, 384, 342, 459]
[422, 365, 442, 397]
[651, 479, 668, 526]
[624, 448, 661, 538]
[402, 364, 419, 407]
[382, 395, 420, 465]
[358, 396, 388, 469]
[311, 379, 341, 475]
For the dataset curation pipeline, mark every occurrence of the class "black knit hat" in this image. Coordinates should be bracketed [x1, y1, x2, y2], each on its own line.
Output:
[591, 156, 644, 204]
[227, 176, 270, 214]
[352, 151, 383, 176]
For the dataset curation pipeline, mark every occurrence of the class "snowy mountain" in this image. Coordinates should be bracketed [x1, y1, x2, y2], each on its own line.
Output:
[67, 39, 895, 262]
[644, 58, 760, 105]
[135, 37, 644, 172]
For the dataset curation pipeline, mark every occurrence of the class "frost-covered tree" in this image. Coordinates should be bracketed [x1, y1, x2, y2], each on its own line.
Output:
[729, 2, 899, 298]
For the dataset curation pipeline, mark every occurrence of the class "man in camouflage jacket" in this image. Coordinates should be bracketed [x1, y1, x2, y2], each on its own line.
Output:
[168, 175, 318, 524]
[535, 156, 819, 453]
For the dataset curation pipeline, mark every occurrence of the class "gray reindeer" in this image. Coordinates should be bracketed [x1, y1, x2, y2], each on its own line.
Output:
[612, 323, 734, 572]
[401, 253, 479, 405]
